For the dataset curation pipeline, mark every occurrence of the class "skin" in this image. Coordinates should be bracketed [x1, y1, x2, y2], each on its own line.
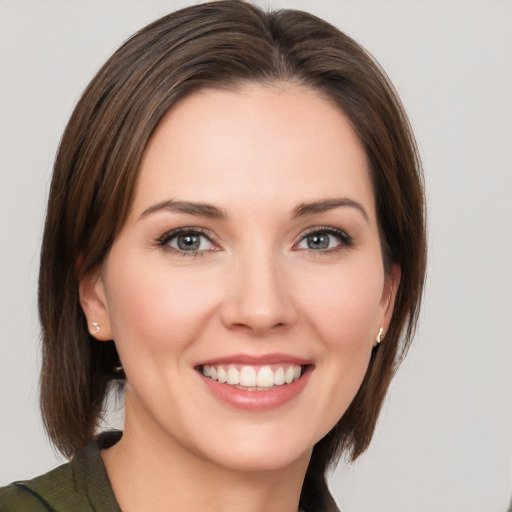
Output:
[80, 83, 399, 512]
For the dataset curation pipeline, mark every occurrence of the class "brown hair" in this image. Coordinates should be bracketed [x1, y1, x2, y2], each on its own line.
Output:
[39, 0, 426, 501]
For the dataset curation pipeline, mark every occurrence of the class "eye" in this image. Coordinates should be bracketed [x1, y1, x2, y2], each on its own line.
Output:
[295, 227, 352, 252]
[158, 228, 217, 255]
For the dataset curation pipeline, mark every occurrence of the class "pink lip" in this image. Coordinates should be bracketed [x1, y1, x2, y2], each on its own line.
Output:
[196, 353, 312, 367]
[198, 363, 313, 412]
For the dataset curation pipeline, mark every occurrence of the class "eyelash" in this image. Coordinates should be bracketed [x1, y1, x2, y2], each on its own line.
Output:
[294, 226, 353, 254]
[156, 227, 217, 258]
[156, 226, 353, 257]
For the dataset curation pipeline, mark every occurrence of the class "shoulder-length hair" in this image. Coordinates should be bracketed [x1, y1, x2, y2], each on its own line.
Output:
[39, 0, 426, 501]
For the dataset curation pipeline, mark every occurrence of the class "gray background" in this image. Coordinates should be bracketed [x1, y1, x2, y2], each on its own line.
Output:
[1, 1, 511, 510]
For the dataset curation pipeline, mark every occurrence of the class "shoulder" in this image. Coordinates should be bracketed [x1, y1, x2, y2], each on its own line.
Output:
[0, 482, 51, 511]
[0, 432, 122, 512]
[0, 460, 84, 512]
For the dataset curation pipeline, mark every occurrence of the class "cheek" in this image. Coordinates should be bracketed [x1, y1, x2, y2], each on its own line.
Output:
[104, 257, 221, 361]
[299, 263, 384, 350]
[294, 262, 383, 426]
[292, 290, 379, 444]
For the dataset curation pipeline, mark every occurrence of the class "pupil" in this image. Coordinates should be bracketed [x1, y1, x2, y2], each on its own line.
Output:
[307, 233, 329, 249]
[178, 234, 200, 250]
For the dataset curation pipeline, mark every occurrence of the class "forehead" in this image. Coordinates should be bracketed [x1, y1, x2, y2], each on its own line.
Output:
[132, 83, 374, 220]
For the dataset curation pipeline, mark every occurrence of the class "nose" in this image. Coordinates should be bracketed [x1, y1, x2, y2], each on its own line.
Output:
[220, 250, 298, 336]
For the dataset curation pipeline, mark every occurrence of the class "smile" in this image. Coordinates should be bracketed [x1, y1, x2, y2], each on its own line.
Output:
[201, 364, 303, 391]
[196, 354, 312, 411]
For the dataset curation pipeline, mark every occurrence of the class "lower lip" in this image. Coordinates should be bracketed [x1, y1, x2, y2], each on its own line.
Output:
[200, 367, 312, 412]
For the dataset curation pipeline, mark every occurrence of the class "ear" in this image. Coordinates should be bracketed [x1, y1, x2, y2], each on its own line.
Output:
[376, 263, 401, 345]
[79, 269, 113, 341]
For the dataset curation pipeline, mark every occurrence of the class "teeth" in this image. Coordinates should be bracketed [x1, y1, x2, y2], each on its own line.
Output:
[256, 366, 274, 387]
[202, 364, 303, 390]
[284, 367, 294, 384]
[240, 366, 256, 387]
[217, 366, 227, 383]
[274, 367, 285, 385]
[227, 366, 239, 385]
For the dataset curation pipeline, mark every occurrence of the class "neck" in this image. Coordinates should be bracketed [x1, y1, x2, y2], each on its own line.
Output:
[101, 398, 310, 512]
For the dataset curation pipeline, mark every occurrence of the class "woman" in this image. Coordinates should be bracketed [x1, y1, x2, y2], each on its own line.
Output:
[0, 1, 426, 511]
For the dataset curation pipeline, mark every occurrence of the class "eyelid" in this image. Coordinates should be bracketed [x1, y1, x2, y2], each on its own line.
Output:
[293, 225, 353, 251]
[155, 225, 352, 255]
[156, 227, 220, 255]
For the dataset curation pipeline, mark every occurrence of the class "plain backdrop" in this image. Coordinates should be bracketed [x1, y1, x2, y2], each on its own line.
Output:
[1, 1, 511, 511]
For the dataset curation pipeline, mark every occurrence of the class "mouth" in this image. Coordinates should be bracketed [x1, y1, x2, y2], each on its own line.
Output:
[198, 363, 307, 391]
[195, 354, 313, 411]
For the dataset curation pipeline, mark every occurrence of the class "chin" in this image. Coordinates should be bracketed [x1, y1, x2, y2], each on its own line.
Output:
[194, 429, 315, 474]
[213, 448, 310, 474]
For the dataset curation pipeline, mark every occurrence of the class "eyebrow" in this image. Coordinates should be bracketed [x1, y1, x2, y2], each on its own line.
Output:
[139, 200, 227, 220]
[139, 197, 369, 223]
[291, 198, 369, 222]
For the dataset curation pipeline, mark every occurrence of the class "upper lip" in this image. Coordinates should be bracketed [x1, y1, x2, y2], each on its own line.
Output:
[195, 353, 313, 367]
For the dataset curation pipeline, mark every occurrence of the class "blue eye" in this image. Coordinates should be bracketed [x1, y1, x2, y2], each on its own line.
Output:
[296, 228, 351, 252]
[159, 229, 216, 254]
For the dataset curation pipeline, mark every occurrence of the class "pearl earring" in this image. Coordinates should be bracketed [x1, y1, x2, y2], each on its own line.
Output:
[91, 321, 101, 334]
[376, 327, 384, 344]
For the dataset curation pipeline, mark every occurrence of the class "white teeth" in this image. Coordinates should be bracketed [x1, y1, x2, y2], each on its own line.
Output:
[256, 366, 274, 387]
[202, 364, 303, 390]
[240, 366, 257, 387]
[274, 367, 285, 385]
[227, 366, 240, 385]
[217, 366, 227, 383]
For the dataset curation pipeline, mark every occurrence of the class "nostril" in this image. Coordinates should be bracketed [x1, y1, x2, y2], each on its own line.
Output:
[219, 270, 298, 334]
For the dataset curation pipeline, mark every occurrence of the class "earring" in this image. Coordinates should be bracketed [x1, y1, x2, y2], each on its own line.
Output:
[113, 365, 125, 380]
[376, 327, 384, 344]
[91, 321, 101, 334]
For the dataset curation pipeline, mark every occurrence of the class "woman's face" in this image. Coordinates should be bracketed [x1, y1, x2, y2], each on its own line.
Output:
[82, 83, 397, 472]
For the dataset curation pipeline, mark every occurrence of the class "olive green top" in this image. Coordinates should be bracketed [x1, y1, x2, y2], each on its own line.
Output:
[0, 431, 340, 511]
[0, 432, 122, 512]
